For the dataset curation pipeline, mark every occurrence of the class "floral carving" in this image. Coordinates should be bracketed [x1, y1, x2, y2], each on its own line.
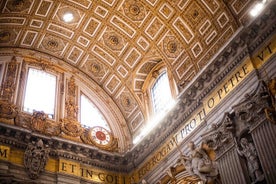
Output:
[163, 36, 182, 58]
[103, 32, 124, 51]
[123, 0, 146, 21]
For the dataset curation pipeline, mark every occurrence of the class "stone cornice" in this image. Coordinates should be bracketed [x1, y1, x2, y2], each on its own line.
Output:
[0, 123, 128, 173]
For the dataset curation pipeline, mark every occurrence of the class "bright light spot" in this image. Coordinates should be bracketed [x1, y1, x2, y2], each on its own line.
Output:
[80, 94, 110, 130]
[63, 12, 74, 22]
[151, 72, 173, 114]
[250, 1, 265, 17]
[23, 68, 56, 118]
[133, 71, 177, 145]
[133, 99, 177, 145]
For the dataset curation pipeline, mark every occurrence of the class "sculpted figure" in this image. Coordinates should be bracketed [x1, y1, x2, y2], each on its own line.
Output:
[236, 138, 264, 183]
[180, 141, 218, 184]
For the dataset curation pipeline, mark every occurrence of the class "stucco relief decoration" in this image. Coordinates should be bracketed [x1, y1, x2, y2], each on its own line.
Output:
[5, 0, 32, 13]
[61, 118, 84, 137]
[163, 36, 182, 58]
[123, 0, 146, 21]
[233, 81, 275, 127]
[65, 77, 78, 119]
[40, 35, 66, 55]
[24, 139, 50, 180]
[82, 58, 108, 82]
[62, 76, 83, 137]
[103, 31, 124, 51]
[0, 100, 18, 124]
[118, 91, 137, 115]
[1, 57, 17, 102]
[202, 113, 235, 156]
[178, 141, 219, 184]
[31, 111, 48, 133]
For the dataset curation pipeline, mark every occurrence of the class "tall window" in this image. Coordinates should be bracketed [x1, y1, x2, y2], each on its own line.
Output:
[80, 94, 110, 130]
[23, 68, 57, 118]
[151, 71, 173, 114]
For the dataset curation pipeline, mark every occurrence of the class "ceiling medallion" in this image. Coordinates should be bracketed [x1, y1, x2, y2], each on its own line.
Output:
[167, 41, 178, 53]
[41, 36, 64, 52]
[129, 4, 140, 15]
[90, 62, 102, 74]
[103, 32, 124, 51]
[47, 40, 59, 49]
[163, 36, 181, 58]
[124, 1, 146, 21]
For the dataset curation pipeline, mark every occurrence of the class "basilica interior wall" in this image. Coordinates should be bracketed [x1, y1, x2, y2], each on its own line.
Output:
[0, 3, 276, 184]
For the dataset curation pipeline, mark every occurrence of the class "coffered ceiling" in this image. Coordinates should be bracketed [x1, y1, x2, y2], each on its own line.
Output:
[0, 0, 258, 150]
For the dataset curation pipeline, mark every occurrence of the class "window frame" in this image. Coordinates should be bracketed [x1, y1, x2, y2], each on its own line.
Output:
[143, 63, 178, 121]
[22, 66, 59, 120]
[79, 92, 111, 130]
[150, 71, 172, 114]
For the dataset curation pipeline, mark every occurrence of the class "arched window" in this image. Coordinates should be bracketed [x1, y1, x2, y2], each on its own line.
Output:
[80, 94, 110, 130]
[23, 68, 57, 118]
[133, 68, 177, 144]
[151, 71, 173, 114]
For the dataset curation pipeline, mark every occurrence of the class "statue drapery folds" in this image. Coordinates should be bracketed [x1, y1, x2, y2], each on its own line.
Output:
[178, 141, 219, 184]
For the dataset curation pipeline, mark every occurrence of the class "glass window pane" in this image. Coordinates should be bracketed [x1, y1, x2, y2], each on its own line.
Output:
[80, 94, 110, 130]
[151, 72, 173, 114]
[23, 68, 56, 118]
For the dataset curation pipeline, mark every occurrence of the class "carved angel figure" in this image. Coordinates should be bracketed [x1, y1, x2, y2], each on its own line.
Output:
[179, 141, 218, 184]
[236, 138, 264, 183]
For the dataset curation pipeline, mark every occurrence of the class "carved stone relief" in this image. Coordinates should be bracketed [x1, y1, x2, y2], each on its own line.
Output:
[1, 56, 18, 102]
[177, 141, 219, 184]
[0, 100, 18, 124]
[236, 136, 264, 183]
[24, 139, 50, 180]
[202, 80, 275, 183]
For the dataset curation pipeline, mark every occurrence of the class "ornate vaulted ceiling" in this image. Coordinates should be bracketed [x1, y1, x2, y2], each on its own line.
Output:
[0, 0, 258, 151]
